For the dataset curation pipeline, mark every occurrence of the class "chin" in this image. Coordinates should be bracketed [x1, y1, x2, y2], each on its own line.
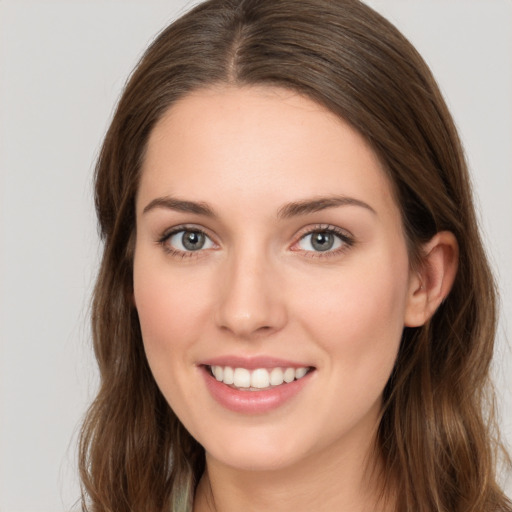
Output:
[199, 425, 308, 472]
[207, 445, 300, 473]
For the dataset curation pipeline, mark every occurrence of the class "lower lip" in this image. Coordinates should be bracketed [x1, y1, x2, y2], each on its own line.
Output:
[201, 366, 314, 414]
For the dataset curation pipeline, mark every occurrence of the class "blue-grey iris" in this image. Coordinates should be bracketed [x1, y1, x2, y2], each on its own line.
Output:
[311, 232, 335, 251]
[182, 231, 205, 251]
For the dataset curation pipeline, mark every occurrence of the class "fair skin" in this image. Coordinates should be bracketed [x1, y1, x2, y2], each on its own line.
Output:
[133, 86, 458, 512]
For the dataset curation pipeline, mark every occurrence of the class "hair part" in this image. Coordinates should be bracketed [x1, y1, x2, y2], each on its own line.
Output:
[80, 1, 511, 511]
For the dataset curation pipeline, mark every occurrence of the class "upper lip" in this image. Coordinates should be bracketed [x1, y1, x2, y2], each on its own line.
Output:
[200, 356, 314, 370]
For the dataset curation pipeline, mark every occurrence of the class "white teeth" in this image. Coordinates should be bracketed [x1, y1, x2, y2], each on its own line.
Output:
[270, 367, 284, 386]
[295, 367, 308, 379]
[212, 365, 223, 381]
[223, 366, 234, 385]
[209, 365, 310, 390]
[251, 368, 270, 389]
[283, 367, 295, 383]
[233, 368, 251, 388]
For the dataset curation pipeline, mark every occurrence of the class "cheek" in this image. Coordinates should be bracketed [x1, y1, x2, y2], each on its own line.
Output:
[295, 252, 410, 376]
[132, 253, 217, 421]
[133, 254, 210, 361]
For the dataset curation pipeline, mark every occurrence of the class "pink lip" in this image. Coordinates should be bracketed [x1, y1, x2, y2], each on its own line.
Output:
[200, 364, 315, 415]
[200, 355, 311, 370]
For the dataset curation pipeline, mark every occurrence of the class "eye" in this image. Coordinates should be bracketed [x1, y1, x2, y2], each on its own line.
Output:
[296, 227, 352, 253]
[163, 228, 215, 253]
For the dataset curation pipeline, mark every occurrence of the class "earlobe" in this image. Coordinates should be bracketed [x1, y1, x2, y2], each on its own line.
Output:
[404, 231, 459, 327]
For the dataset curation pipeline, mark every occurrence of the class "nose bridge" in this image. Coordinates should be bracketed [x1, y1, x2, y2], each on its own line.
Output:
[215, 240, 286, 338]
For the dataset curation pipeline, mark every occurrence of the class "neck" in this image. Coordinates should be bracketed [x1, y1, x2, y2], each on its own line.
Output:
[193, 434, 394, 512]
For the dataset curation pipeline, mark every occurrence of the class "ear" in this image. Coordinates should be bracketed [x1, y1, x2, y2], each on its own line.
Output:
[404, 231, 459, 327]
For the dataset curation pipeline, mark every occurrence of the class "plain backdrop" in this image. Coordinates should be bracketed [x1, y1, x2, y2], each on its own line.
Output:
[0, 1, 511, 510]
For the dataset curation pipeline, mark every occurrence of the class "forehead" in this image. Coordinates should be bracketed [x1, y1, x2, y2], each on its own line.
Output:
[138, 85, 399, 221]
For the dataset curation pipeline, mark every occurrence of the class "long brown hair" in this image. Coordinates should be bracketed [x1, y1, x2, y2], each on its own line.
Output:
[79, 1, 511, 510]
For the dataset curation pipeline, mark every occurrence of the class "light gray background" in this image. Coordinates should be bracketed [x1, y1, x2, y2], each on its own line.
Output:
[0, 1, 510, 510]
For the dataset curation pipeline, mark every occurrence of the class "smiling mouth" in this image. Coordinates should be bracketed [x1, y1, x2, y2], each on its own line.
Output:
[206, 365, 314, 391]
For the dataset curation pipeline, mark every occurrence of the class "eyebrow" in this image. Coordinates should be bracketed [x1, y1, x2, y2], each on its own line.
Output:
[142, 194, 376, 218]
[277, 195, 376, 218]
[143, 196, 215, 216]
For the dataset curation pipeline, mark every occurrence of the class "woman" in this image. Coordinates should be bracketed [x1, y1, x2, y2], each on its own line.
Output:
[79, 0, 511, 511]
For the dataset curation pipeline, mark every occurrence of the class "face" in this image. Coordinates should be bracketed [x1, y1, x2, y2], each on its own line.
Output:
[133, 86, 417, 473]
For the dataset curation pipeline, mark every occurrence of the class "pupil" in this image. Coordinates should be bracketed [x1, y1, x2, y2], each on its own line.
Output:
[311, 232, 334, 251]
[182, 231, 204, 251]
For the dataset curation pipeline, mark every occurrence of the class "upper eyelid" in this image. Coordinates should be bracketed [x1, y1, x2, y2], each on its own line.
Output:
[158, 226, 217, 257]
[290, 224, 355, 251]
[293, 224, 353, 240]
[159, 224, 215, 241]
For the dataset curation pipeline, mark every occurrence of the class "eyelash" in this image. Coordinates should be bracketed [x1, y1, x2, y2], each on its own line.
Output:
[292, 224, 355, 258]
[157, 224, 355, 259]
[157, 225, 216, 259]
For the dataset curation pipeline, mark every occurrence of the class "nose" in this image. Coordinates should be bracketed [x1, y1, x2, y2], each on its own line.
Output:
[215, 248, 287, 340]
